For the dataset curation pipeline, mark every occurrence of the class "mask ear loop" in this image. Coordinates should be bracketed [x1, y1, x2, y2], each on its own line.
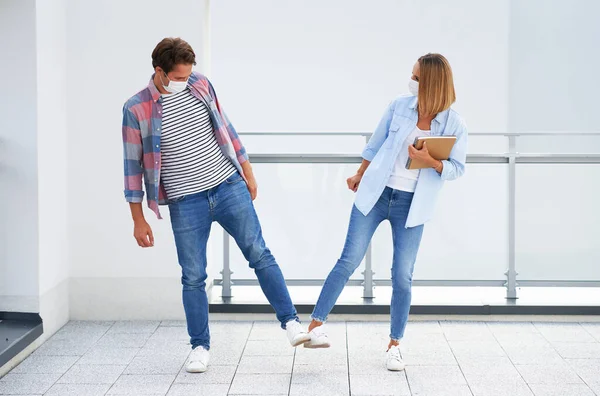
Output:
[159, 71, 169, 87]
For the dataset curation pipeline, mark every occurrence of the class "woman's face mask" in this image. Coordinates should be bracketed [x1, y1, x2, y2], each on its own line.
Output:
[408, 78, 419, 96]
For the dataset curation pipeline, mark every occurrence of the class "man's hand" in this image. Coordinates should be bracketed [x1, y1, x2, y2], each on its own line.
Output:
[408, 141, 439, 168]
[246, 175, 258, 200]
[347, 173, 363, 192]
[134, 219, 154, 248]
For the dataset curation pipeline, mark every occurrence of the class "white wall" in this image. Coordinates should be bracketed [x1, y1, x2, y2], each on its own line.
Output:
[211, 0, 509, 134]
[66, 0, 212, 319]
[0, 0, 40, 313]
[36, 0, 70, 334]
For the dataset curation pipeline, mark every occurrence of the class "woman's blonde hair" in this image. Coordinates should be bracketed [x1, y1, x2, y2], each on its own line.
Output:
[417, 53, 456, 117]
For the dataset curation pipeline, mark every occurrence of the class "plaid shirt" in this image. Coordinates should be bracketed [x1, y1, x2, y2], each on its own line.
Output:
[122, 72, 248, 219]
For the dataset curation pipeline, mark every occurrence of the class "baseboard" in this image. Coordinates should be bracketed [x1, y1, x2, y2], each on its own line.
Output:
[39, 279, 70, 337]
[69, 277, 189, 320]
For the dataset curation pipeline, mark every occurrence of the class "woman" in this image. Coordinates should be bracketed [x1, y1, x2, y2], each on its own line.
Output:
[305, 53, 467, 371]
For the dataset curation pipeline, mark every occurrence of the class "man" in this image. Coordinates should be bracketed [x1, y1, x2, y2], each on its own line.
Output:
[122, 37, 310, 373]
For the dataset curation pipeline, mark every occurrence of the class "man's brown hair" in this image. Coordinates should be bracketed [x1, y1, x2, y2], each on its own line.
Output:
[151, 37, 196, 73]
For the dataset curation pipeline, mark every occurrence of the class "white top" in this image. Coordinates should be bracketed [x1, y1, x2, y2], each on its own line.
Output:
[160, 88, 236, 199]
[387, 126, 431, 193]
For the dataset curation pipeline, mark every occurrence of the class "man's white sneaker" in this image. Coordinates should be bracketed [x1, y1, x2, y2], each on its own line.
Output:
[304, 325, 331, 349]
[286, 320, 311, 347]
[185, 346, 210, 373]
[386, 345, 405, 371]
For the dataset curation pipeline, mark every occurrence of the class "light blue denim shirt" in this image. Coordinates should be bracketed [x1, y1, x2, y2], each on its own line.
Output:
[355, 95, 468, 228]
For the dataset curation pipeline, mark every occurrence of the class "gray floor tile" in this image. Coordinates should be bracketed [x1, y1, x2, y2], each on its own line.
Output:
[580, 323, 600, 342]
[107, 321, 160, 334]
[400, 333, 451, 350]
[52, 322, 113, 341]
[348, 355, 390, 374]
[410, 384, 473, 396]
[448, 340, 507, 358]
[159, 321, 186, 327]
[96, 333, 151, 348]
[503, 346, 565, 365]
[166, 383, 229, 396]
[33, 339, 93, 357]
[9, 355, 78, 374]
[289, 381, 349, 396]
[0, 373, 62, 395]
[57, 364, 126, 384]
[403, 321, 444, 335]
[242, 340, 295, 356]
[487, 322, 539, 334]
[460, 361, 524, 385]
[493, 332, 551, 347]
[228, 374, 290, 395]
[45, 383, 112, 396]
[174, 365, 236, 384]
[349, 373, 410, 395]
[552, 342, 600, 359]
[534, 323, 597, 343]
[208, 347, 244, 366]
[515, 364, 583, 384]
[236, 355, 294, 374]
[295, 347, 347, 366]
[566, 359, 600, 384]
[149, 327, 189, 342]
[528, 384, 595, 396]
[292, 363, 348, 381]
[455, 356, 514, 368]
[247, 322, 287, 341]
[124, 355, 185, 375]
[405, 365, 468, 388]
[587, 383, 600, 395]
[401, 349, 458, 366]
[469, 382, 533, 396]
[440, 321, 495, 341]
[78, 347, 139, 365]
[106, 374, 175, 395]
[138, 340, 191, 358]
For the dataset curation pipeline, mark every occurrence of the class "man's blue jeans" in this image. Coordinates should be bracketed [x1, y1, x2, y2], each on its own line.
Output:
[169, 173, 299, 349]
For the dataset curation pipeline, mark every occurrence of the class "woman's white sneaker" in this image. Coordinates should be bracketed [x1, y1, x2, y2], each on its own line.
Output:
[185, 346, 210, 373]
[286, 320, 311, 347]
[304, 325, 331, 349]
[386, 345, 405, 371]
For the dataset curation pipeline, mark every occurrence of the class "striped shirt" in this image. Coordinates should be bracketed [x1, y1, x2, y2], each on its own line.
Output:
[160, 88, 236, 199]
[122, 72, 248, 219]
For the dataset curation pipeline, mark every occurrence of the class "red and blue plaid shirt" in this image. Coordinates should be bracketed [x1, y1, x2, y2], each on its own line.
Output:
[122, 72, 248, 219]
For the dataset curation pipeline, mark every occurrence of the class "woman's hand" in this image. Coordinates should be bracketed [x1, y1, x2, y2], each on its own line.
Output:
[408, 141, 438, 168]
[347, 173, 363, 192]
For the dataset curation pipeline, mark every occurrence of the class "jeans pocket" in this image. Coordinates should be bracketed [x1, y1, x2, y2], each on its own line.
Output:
[225, 173, 243, 184]
[168, 195, 186, 205]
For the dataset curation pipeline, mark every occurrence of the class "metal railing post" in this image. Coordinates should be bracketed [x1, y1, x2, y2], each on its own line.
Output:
[221, 229, 233, 298]
[505, 135, 518, 299]
[363, 243, 375, 299]
[361, 134, 375, 299]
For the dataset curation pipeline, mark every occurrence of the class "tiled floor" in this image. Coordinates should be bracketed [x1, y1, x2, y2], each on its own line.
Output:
[2, 320, 600, 395]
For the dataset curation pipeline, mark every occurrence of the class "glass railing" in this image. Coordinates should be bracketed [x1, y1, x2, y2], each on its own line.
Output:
[215, 132, 600, 299]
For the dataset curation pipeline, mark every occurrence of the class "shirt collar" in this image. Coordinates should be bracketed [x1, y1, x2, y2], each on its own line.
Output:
[408, 96, 450, 124]
[148, 74, 162, 103]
